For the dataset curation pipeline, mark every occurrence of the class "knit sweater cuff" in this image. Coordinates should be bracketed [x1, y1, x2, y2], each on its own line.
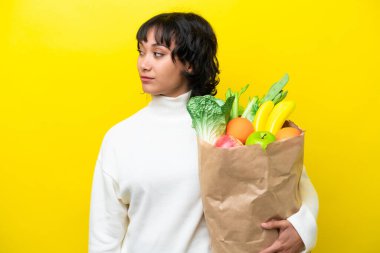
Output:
[287, 204, 317, 253]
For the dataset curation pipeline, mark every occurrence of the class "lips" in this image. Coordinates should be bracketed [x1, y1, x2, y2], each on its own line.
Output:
[140, 76, 154, 82]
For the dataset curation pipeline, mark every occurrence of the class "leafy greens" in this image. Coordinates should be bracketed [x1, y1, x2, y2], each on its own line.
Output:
[187, 95, 235, 145]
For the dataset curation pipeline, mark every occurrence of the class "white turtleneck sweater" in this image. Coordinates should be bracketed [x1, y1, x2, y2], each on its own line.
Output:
[88, 90, 318, 253]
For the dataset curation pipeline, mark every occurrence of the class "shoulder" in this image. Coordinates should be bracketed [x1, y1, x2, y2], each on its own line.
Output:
[96, 106, 149, 173]
[102, 106, 149, 145]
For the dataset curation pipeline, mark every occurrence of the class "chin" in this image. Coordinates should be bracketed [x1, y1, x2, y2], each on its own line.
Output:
[142, 85, 158, 95]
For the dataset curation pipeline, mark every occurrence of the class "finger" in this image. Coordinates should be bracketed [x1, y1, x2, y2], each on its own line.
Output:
[259, 240, 283, 253]
[261, 220, 287, 230]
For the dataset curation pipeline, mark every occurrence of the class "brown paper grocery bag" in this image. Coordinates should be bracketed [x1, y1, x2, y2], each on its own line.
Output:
[198, 121, 304, 253]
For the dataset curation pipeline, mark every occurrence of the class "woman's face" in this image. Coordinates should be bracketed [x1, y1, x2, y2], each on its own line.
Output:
[137, 29, 191, 97]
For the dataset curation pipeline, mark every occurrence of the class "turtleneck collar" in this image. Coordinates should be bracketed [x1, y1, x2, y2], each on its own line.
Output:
[147, 90, 192, 118]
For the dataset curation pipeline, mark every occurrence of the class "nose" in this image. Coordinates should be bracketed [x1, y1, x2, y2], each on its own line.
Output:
[138, 55, 152, 72]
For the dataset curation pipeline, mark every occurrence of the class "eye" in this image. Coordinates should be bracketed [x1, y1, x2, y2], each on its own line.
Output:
[153, 52, 164, 57]
[137, 49, 144, 56]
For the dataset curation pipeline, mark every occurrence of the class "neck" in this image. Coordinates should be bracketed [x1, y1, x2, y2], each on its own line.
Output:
[147, 90, 192, 118]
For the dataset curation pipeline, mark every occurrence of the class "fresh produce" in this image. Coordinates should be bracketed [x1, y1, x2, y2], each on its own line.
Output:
[241, 96, 259, 122]
[252, 101, 274, 132]
[187, 74, 301, 148]
[265, 100, 296, 135]
[226, 117, 254, 144]
[225, 84, 249, 120]
[276, 127, 302, 140]
[259, 74, 289, 105]
[215, 135, 243, 148]
[226, 73, 290, 123]
[187, 95, 235, 145]
[245, 131, 276, 150]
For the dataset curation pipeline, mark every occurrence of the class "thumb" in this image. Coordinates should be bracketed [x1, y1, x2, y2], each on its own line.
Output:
[261, 220, 284, 230]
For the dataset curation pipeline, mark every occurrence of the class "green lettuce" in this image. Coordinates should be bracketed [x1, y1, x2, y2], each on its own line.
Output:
[187, 95, 235, 144]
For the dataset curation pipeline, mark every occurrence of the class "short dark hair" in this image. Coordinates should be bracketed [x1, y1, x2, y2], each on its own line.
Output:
[136, 12, 220, 97]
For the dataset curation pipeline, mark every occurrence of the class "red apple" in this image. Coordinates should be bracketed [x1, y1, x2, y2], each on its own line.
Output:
[214, 134, 243, 148]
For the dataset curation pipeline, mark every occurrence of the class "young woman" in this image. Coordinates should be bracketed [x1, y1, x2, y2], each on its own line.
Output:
[88, 12, 319, 253]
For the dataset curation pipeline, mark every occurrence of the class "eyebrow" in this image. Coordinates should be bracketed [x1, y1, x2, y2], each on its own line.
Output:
[138, 42, 170, 49]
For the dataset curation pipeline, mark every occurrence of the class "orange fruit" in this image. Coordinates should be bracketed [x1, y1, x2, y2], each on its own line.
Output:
[275, 127, 302, 140]
[226, 117, 254, 144]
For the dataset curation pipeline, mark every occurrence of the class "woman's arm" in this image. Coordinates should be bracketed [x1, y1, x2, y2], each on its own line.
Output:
[88, 134, 129, 253]
[260, 166, 319, 253]
[287, 166, 319, 251]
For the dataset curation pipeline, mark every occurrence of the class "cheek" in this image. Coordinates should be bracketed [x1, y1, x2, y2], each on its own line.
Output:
[137, 58, 143, 69]
[159, 61, 177, 76]
[156, 58, 185, 82]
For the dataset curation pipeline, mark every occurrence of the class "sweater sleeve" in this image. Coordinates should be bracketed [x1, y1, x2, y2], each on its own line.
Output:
[88, 133, 129, 253]
[287, 166, 319, 253]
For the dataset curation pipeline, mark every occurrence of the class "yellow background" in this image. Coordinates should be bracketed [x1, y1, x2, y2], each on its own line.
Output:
[1, 0, 379, 252]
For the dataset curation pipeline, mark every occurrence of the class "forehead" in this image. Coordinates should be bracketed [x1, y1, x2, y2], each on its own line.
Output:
[138, 28, 175, 49]
[138, 30, 158, 46]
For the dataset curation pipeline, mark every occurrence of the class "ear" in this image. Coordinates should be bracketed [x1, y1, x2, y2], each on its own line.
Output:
[185, 63, 193, 73]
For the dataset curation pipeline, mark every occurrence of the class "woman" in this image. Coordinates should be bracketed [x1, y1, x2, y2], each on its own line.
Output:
[88, 12, 318, 253]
